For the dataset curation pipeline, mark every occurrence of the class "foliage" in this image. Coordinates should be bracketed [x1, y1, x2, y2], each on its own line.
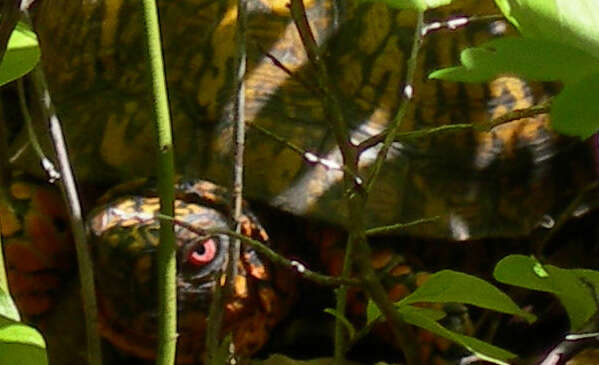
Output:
[495, 255, 599, 331]
[0, 20, 48, 365]
[0, 22, 39, 86]
[366, 270, 533, 364]
[430, 0, 599, 138]
[0, 290, 47, 365]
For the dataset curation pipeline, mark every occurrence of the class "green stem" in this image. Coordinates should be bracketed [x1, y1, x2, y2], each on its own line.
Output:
[333, 230, 355, 360]
[289, 3, 423, 364]
[365, 12, 424, 193]
[140, 1, 177, 364]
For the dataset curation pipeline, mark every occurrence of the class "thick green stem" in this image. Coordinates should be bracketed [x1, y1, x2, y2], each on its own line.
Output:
[140, 1, 177, 364]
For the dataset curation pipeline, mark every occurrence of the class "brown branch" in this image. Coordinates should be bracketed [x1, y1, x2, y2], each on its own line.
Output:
[289, 2, 421, 364]
[256, 42, 320, 96]
[156, 214, 360, 287]
[357, 104, 551, 154]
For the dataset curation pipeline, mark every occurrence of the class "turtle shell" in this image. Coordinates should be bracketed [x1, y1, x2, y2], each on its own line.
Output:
[9, 0, 596, 242]
[87, 179, 292, 362]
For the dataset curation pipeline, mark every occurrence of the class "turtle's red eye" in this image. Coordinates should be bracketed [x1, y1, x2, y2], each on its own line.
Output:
[188, 238, 217, 266]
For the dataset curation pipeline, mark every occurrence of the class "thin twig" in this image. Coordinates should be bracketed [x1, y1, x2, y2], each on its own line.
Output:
[364, 12, 422, 193]
[421, 14, 504, 36]
[140, 1, 177, 364]
[30, 65, 102, 365]
[251, 123, 364, 184]
[256, 43, 320, 96]
[536, 180, 599, 256]
[206, 0, 248, 362]
[357, 103, 551, 154]
[17, 78, 60, 182]
[289, 2, 421, 364]
[156, 214, 360, 287]
[365, 216, 439, 236]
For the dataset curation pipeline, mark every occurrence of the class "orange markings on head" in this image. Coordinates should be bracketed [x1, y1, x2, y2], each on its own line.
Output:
[233, 274, 249, 298]
[244, 253, 268, 280]
[240, 219, 252, 236]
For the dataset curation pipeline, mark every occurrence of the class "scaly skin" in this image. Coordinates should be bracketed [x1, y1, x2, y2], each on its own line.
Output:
[6, 0, 590, 241]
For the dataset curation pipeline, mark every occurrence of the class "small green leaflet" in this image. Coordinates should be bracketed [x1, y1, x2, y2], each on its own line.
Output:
[494, 0, 599, 59]
[0, 317, 47, 365]
[495, 255, 599, 330]
[0, 22, 41, 86]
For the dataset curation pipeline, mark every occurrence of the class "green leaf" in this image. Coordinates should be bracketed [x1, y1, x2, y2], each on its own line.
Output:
[429, 37, 599, 84]
[324, 308, 356, 341]
[0, 288, 20, 322]
[366, 302, 514, 364]
[362, 0, 454, 11]
[397, 270, 536, 322]
[531, 256, 549, 278]
[0, 22, 40, 86]
[551, 73, 599, 139]
[0, 317, 47, 365]
[494, 0, 599, 59]
[366, 300, 446, 324]
[397, 305, 516, 365]
[494, 255, 598, 330]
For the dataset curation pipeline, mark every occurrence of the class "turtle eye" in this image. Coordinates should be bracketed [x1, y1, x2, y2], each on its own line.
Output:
[187, 238, 217, 266]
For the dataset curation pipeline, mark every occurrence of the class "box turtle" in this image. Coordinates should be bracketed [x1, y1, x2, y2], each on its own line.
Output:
[1, 0, 598, 362]
[4, 0, 593, 242]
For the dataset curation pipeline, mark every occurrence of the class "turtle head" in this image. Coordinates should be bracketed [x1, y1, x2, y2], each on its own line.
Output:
[87, 187, 288, 363]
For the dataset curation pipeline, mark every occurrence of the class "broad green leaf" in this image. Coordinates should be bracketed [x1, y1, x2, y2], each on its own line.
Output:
[494, 255, 598, 330]
[0, 22, 40, 86]
[551, 73, 599, 139]
[0, 288, 20, 322]
[0, 317, 47, 365]
[324, 308, 356, 341]
[429, 37, 599, 84]
[397, 305, 515, 365]
[361, 0, 453, 11]
[494, 0, 599, 59]
[396, 270, 535, 322]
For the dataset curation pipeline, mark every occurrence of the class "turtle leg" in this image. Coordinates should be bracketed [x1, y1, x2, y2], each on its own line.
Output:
[0, 179, 75, 316]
